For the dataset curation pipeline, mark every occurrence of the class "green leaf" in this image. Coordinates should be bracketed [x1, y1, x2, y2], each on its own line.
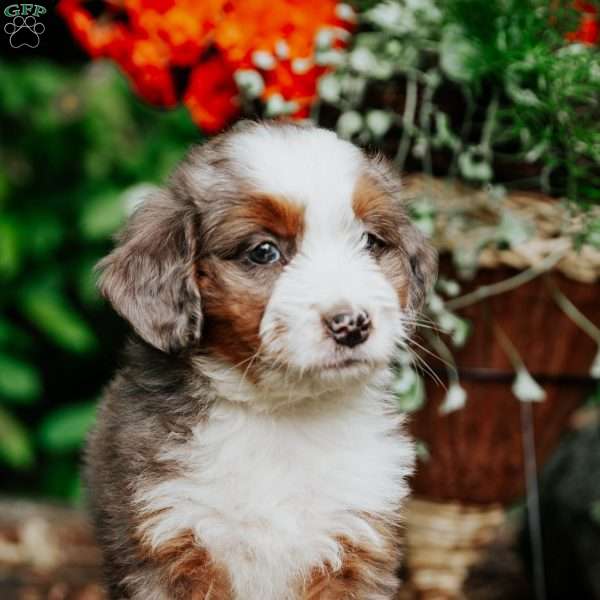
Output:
[0, 406, 35, 470]
[0, 216, 20, 279]
[0, 352, 41, 403]
[38, 401, 97, 453]
[79, 189, 126, 240]
[22, 213, 64, 258]
[20, 283, 97, 353]
[393, 367, 425, 413]
[76, 258, 101, 306]
[0, 319, 32, 350]
[40, 456, 82, 501]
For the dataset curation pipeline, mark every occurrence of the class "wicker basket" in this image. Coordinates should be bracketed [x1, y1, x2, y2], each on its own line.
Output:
[401, 177, 600, 598]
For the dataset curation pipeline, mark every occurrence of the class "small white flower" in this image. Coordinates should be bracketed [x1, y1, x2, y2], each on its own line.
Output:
[318, 74, 341, 103]
[438, 312, 470, 348]
[412, 135, 429, 159]
[392, 366, 417, 395]
[427, 293, 445, 314]
[331, 26, 351, 41]
[453, 245, 480, 280]
[315, 48, 346, 67]
[252, 50, 276, 70]
[440, 382, 467, 414]
[292, 58, 312, 75]
[451, 317, 470, 347]
[415, 440, 430, 462]
[336, 111, 363, 139]
[350, 47, 378, 74]
[339, 74, 367, 103]
[366, 110, 392, 138]
[506, 84, 541, 107]
[440, 25, 478, 82]
[437, 278, 460, 297]
[335, 3, 356, 23]
[458, 148, 492, 181]
[264, 94, 298, 117]
[394, 369, 425, 413]
[496, 212, 532, 248]
[275, 40, 289, 60]
[512, 368, 546, 402]
[234, 70, 264, 99]
[315, 27, 334, 50]
[367, 1, 403, 30]
[590, 347, 600, 379]
[413, 214, 435, 237]
[395, 348, 414, 367]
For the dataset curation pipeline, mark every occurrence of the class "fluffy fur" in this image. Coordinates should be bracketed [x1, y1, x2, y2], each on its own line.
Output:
[87, 121, 437, 600]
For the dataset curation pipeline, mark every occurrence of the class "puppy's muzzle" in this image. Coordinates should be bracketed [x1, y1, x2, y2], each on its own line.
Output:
[323, 309, 371, 348]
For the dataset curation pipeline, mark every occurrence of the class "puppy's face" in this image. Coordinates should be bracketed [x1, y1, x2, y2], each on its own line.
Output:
[99, 122, 436, 397]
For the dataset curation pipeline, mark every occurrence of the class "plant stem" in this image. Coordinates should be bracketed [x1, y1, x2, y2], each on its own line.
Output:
[493, 323, 525, 371]
[394, 73, 418, 171]
[445, 247, 569, 311]
[545, 276, 600, 345]
[423, 329, 458, 382]
[520, 400, 547, 600]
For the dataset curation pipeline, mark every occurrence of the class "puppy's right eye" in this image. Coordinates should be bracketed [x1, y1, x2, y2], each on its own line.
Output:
[248, 241, 282, 265]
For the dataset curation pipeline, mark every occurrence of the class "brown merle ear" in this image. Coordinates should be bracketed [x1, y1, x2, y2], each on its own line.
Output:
[402, 222, 437, 313]
[364, 155, 438, 312]
[96, 191, 202, 353]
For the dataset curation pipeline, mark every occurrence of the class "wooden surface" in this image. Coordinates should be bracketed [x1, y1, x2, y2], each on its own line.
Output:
[0, 499, 529, 600]
[0, 500, 105, 600]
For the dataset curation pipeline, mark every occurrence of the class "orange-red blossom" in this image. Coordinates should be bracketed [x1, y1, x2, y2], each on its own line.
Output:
[58, 0, 355, 132]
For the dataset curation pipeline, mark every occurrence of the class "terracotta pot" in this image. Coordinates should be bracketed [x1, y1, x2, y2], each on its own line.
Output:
[409, 263, 600, 505]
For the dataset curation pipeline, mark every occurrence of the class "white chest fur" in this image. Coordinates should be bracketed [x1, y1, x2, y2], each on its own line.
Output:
[136, 388, 414, 600]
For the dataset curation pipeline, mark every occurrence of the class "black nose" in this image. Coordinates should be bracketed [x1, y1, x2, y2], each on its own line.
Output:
[324, 309, 371, 348]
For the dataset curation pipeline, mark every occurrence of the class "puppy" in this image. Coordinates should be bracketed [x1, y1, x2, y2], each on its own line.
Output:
[87, 121, 437, 600]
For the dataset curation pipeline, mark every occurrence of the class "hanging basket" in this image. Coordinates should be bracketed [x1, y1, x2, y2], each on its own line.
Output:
[399, 176, 600, 598]
[402, 499, 506, 600]
[404, 175, 600, 504]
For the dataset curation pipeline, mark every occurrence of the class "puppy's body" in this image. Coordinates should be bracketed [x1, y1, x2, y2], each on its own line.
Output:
[88, 122, 436, 599]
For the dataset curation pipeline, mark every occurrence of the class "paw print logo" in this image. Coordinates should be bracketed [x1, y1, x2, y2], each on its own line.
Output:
[4, 14, 45, 48]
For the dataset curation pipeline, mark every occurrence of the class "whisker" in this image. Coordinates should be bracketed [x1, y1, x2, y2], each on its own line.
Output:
[405, 335, 454, 370]
[406, 349, 446, 389]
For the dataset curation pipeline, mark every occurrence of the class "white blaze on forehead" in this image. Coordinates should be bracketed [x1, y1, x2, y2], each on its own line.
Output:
[230, 125, 364, 233]
[230, 124, 406, 380]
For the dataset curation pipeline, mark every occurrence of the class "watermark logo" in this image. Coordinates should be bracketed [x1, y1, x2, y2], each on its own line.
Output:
[4, 4, 47, 49]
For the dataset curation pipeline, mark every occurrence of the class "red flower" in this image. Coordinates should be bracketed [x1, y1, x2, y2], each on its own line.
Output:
[184, 54, 241, 133]
[566, 0, 599, 45]
[58, 0, 355, 131]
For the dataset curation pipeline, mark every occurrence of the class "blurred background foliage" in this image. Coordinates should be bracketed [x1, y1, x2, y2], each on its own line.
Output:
[0, 0, 598, 505]
[322, 0, 600, 205]
[0, 60, 201, 501]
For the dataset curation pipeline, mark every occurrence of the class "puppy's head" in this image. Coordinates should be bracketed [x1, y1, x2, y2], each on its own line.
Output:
[98, 121, 436, 395]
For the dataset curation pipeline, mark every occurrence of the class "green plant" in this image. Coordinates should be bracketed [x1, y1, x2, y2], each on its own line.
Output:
[318, 0, 600, 204]
[0, 59, 200, 501]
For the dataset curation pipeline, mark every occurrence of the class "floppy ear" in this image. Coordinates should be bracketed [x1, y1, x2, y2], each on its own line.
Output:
[96, 191, 202, 353]
[365, 156, 438, 313]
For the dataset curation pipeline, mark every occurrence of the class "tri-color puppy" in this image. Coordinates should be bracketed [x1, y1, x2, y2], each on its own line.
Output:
[88, 121, 437, 600]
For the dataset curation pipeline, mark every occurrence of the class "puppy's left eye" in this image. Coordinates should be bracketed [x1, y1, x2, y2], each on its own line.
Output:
[248, 241, 282, 265]
[363, 232, 387, 254]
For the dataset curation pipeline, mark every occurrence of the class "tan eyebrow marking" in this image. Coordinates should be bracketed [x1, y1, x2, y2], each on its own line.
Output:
[233, 194, 305, 240]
